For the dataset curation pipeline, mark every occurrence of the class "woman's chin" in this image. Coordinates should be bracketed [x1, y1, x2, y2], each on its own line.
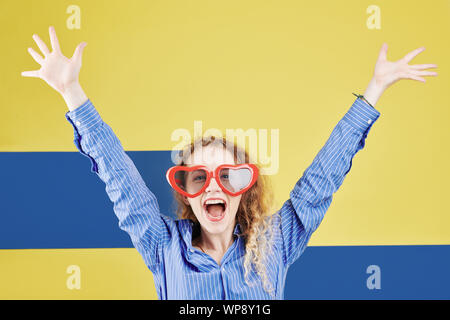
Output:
[201, 209, 232, 232]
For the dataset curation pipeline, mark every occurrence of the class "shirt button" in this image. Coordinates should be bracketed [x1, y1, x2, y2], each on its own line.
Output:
[75, 121, 81, 126]
[367, 119, 372, 125]
[189, 248, 194, 253]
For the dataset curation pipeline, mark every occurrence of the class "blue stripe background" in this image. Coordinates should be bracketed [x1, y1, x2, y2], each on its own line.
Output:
[0, 150, 175, 249]
[287, 245, 450, 299]
[1, 151, 449, 299]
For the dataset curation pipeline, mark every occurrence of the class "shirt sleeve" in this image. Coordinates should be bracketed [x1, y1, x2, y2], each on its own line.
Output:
[65, 99, 171, 272]
[277, 97, 381, 267]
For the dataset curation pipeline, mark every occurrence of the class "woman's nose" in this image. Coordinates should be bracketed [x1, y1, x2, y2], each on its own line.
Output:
[205, 177, 221, 193]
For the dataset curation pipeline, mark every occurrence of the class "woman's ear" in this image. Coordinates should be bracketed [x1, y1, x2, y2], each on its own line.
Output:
[183, 196, 190, 206]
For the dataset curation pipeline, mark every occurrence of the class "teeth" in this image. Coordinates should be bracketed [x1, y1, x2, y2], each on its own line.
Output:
[205, 199, 225, 205]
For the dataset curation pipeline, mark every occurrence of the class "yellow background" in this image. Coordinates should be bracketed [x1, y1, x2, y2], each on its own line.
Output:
[1, 0, 449, 299]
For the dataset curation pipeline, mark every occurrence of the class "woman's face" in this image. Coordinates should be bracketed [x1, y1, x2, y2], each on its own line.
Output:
[183, 144, 242, 236]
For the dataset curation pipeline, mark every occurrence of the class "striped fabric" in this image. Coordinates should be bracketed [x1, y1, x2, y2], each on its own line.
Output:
[65, 97, 380, 299]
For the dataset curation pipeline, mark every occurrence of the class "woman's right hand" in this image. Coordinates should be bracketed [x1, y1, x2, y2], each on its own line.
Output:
[22, 26, 88, 110]
[22, 26, 87, 96]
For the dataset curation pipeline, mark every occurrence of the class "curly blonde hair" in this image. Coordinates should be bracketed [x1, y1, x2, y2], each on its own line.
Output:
[172, 135, 277, 296]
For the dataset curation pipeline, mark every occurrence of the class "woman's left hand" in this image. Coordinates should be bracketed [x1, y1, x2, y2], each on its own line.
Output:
[373, 43, 438, 90]
[363, 43, 438, 107]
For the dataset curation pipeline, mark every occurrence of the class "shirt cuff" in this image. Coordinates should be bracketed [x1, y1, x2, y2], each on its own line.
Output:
[342, 97, 381, 134]
[65, 99, 103, 135]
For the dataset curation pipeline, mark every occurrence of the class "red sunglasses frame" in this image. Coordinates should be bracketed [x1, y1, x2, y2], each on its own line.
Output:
[166, 163, 259, 198]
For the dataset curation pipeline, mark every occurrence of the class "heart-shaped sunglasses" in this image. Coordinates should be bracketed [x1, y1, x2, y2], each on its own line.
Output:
[166, 164, 259, 198]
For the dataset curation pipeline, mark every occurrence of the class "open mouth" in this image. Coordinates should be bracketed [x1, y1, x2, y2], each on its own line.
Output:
[203, 198, 227, 222]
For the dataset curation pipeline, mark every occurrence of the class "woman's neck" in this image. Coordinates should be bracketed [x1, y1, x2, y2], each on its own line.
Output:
[193, 225, 235, 265]
[200, 230, 234, 253]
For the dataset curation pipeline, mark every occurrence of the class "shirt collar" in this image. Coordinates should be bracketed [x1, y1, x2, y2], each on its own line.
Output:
[233, 223, 242, 237]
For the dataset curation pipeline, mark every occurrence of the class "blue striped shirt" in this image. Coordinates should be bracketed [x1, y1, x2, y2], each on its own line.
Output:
[65, 97, 380, 299]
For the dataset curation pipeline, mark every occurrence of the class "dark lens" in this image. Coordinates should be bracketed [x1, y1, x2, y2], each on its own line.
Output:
[174, 170, 186, 191]
[184, 169, 208, 195]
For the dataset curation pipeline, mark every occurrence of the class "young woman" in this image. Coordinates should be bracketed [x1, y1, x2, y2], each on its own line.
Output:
[22, 26, 438, 299]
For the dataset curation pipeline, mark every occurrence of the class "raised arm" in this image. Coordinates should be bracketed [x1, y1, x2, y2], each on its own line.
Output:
[65, 99, 171, 272]
[276, 43, 438, 267]
[21, 26, 172, 272]
[276, 97, 380, 266]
